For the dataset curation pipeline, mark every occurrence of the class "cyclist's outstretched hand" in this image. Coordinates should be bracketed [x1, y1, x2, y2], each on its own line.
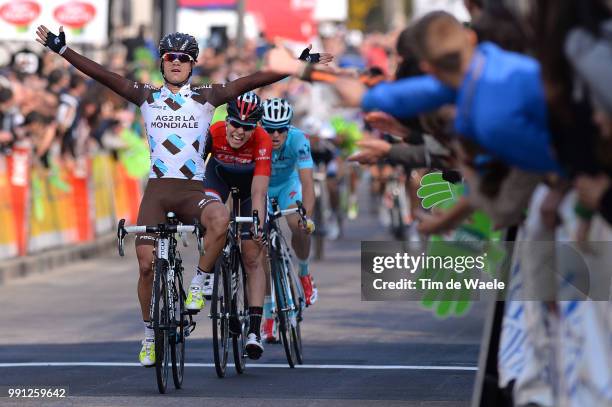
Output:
[35, 25, 66, 54]
[265, 39, 334, 75]
[299, 43, 334, 65]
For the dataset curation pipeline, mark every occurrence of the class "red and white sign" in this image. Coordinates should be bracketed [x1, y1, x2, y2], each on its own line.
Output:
[53, 1, 96, 33]
[0, 0, 108, 44]
[0, 1, 41, 31]
[246, 0, 316, 42]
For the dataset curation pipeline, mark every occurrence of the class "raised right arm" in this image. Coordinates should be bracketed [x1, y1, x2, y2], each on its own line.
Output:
[36, 25, 148, 106]
[61, 48, 148, 105]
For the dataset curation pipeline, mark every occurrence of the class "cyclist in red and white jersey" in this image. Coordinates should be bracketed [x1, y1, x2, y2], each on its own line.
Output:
[198, 92, 271, 358]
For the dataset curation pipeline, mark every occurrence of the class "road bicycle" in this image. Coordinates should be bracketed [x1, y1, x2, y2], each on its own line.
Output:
[117, 212, 202, 393]
[267, 198, 307, 367]
[210, 187, 259, 378]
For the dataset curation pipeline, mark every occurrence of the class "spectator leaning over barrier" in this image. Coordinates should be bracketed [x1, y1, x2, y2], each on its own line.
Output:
[264, 11, 562, 175]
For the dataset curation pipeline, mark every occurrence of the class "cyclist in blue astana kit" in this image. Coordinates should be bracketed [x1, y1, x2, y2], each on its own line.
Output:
[260, 98, 317, 342]
[35, 25, 292, 367]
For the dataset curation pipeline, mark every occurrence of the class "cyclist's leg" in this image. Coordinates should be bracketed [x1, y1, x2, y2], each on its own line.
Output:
[134, 179, 167, 365]
[240, 197, 266, 358]
[275, 179, 318, 305]
[277, 179, 310, 261]
[185, 162, 230, 309]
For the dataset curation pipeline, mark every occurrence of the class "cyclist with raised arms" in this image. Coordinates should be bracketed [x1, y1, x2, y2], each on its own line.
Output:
[259, 98, 317, 341]
[35, 25, 329, 367]
[200, 91, 271, 359]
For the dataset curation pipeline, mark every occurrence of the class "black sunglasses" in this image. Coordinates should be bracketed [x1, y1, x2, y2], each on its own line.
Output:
[162, 52, 194, 63]
[264, 126, 289, 134]
[227, 118, 257, 131]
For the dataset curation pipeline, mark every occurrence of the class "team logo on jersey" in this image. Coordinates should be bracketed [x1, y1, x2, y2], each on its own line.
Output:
[153, 159, 168, 178]
[259, 148, 267, 156]
[162, 134, 186, 155]
[179, 159, 196, 179]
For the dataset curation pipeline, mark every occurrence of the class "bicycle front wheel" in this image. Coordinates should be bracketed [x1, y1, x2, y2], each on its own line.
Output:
[232, 250, 248, 374]
[211, 257, 230, 378]
[288, 270, 304, 365]
[153, 259, 170, 394]
[171, 269, 185, 388]
[271, 251, 297, 368]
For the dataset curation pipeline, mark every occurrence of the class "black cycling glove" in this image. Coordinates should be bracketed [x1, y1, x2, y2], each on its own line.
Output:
[298, 47, 321, 63]
[45, 29, 66, 54]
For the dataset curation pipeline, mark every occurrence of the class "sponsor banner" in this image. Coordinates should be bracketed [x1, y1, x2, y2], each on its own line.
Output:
[6, 144, 31, 256]
[112, 161, 140, 225]
[28, 166, 63, 252]
[92, 154, 115, 234]
[0, 156, 17, 259]
[0, 0, 109, 44]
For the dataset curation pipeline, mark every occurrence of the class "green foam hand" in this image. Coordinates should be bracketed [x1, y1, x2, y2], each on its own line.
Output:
[417, 172, 456, 209]
[417, 181, 506, 318]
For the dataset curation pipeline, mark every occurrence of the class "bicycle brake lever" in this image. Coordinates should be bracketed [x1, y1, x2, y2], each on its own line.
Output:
[194, 219, 205, 256]
[252, 210, 260, 238]
[117, 219, 127, 257]
[180, 228, 189, 248]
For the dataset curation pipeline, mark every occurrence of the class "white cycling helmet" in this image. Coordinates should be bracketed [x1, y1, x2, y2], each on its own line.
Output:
[301, 116, 336, 139]
[262, 98, 293, 129]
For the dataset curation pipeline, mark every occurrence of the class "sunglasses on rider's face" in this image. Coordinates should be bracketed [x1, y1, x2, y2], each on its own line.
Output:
[227, 118, 257, 131]
[162, 52, 194, 63]
[263, 126, 289, 134]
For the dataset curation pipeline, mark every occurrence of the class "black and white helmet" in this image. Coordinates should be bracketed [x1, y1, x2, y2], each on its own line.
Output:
[158, 32, 199, 61]
[262, 98, 293, 129]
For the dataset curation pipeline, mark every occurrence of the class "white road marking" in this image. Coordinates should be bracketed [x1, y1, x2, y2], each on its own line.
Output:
[0, 362, 476, 371]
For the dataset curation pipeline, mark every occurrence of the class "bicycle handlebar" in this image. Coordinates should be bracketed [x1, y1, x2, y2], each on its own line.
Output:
[117, 218, 204, 257]
[270, 199, 307, 223]
[123, 225, 197, 234]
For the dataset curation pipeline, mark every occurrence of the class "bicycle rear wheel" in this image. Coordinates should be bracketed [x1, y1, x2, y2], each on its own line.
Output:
[211, 257, 230, 378]
[232, 250, 248, 374]
[153, 259, 170, 394]
[171, 269, 185, 388]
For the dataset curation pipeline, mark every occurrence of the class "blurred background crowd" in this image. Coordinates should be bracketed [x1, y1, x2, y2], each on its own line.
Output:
[1, 0, 611, 405]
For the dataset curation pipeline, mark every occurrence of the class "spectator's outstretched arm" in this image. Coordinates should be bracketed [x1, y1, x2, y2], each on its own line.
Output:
[264, 45, 456, 114]
[361, 76, 456, 119]
[36, 25, 150, 106]
[206, 44, 333, 107]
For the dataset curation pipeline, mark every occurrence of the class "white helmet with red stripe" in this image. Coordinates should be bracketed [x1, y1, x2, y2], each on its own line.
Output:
[227, 91, 263, 125]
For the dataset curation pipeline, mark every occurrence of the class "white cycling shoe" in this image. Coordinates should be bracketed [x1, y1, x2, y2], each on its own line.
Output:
[245, 333, 264, 360]
[202, 272, 214, 300]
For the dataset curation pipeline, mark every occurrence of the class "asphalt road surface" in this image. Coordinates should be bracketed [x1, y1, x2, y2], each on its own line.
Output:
[0, 192, 486, 407]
